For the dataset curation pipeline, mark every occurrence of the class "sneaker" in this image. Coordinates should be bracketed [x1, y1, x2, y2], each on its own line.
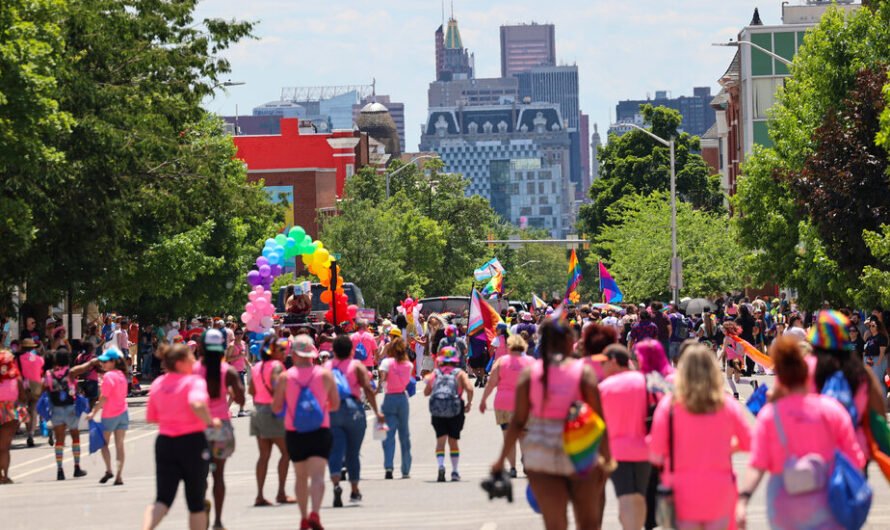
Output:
[300, 519, 311, 530]
[349, 492, 362, 503]
[401, 474, 410, 479]
[237, 410, 249, 417]
[752, 380, 760, 391]
[57, 468, 65, 481]
[48, 434, 54, 446]
[27, 436, 34, 448]
[733, 393, 740, 400]
[308, 511, 324, 530]
[333, 485, 343, 508]
[509, 468, 517, 479]
[384, 470, 393, 480]
[437, 467, 446, 483]
[73, 466, 87, 478]
[100, 471, 114, 484]
[451, 471, 461, 482]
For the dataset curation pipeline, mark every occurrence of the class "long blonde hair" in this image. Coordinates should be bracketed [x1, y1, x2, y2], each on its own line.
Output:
[675, 344, 724, 414]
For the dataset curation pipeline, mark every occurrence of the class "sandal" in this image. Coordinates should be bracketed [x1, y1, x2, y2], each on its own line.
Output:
[253, 498, 273, 507]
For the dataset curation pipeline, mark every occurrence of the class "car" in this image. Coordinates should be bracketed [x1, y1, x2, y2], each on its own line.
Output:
[417, 296, 470, 319]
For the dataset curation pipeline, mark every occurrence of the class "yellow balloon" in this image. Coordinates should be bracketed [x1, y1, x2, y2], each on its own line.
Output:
[314, 248, 330, 265]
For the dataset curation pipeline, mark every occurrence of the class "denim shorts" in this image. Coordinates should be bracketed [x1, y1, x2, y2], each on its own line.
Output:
[52, 405, 79, 428]
[102, 410, 130, 431]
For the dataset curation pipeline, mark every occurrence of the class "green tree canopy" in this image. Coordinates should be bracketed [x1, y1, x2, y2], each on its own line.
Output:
[591, 192, 745, 302]
[578, 105, 724, 237]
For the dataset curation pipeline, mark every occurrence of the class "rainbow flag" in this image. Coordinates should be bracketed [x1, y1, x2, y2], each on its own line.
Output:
[565, 249, 582, 301]
[866, 409, 890, 484]
[468, 289, 503, 341]
[598, 262, 623, 303]
[563, 401, 605, 476]
[481, 271, 504, 298]
[726, 335, 774, 369]
[532, 293, 547, 310]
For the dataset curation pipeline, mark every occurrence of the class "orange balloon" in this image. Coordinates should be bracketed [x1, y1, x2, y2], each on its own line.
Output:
[317, 268, 331, 284]
[320, 290, 332, 304]
[335, 287, 345, 296]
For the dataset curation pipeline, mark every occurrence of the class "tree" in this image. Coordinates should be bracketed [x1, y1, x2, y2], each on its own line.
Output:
[859, 225, 890, 309]
[591, 192, 746, 301]
[0, 0, 72, 295]
[578, 105, 723, 236]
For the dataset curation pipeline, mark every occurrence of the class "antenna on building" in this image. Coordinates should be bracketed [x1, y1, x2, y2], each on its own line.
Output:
[372, 78, 376, 102]
[451, 0, 454, 20]
[441, 0, 445, 26]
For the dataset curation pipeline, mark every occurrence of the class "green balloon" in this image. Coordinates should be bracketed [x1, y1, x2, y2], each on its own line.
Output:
[289, 226, 306, 241]
[274, 234, 287, 246]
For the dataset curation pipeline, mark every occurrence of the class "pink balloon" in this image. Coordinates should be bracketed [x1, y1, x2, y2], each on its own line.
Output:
[248, 291, 258, 301]
[241, 311, 252, 323]
[245, 302, 256, 314]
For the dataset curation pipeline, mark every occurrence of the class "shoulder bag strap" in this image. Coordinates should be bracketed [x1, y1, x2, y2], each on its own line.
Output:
[668, 401, 675, 474]
[772, 402, 790, 453]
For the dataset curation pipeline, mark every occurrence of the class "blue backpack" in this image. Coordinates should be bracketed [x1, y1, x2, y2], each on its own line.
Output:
[829, 450, 872, 530]
[746, 383, 769, 417]
[354, 342, 368, 362]
[331, 365, 352, 400]
[822, 371, 858, 426]
[292, 372, 324, 433]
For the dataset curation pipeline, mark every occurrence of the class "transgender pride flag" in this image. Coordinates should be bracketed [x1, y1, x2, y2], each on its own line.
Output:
[598, 262, 623, 303]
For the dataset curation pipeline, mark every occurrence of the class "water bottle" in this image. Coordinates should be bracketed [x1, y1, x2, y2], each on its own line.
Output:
[40, 419, 48, 437]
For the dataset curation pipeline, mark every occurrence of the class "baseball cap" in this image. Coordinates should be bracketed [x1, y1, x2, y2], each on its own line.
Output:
[97, 348, 123, 362]
[46, 317, 57, 327]
[438, 346, 460, 365]
[202, 329, 226, 353]
[292, 335, 318, 358]
[389, 328, 402, 338]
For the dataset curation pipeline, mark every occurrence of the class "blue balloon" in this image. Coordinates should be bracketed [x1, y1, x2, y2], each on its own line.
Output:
[265, 238, 276, 247]
[526, 485, 540, 513]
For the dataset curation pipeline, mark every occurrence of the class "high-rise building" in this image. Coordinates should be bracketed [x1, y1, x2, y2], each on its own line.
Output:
[591, 123, 602, 183]
[615, 87, 716, 138]
[419, 102, 575, 237]
[500, 23, 556, 77]
[516, 65, 579, 128]
[428, 77, 519, 108]
[436, 17, 473, 81]
[579, 113, 591, 199]
[253, 100, 306, 118]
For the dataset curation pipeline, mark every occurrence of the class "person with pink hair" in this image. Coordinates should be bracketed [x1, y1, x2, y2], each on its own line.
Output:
[633, 339, 675, 381]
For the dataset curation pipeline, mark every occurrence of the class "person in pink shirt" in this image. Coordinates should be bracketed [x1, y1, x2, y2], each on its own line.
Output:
[86, 348, 130, 486]
[248, 336, 294, 507]
[142, 343, 219, 530]
[736, 337, 866, 530]
[272, 334, 339, 530]
[225, 328, 250, 417]
[720, 322, 757, 400]
[479, 334, 534, 477]
[378, 332, 414, 479]
[16, 338, 45, 447]
[649, 343, 751, 530]
[0, 349, 26, 484]
[599, 344, 651, 530]
[351, 319, 378, 371]
[424, 346, 474, 483]
[492, 317, 614, 530]
[195, 329, 245, 530]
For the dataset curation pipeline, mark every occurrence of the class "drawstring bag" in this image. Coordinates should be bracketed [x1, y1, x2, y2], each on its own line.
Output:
[828, 450, 871, 530]
[292, 372, 324, 433]
[746, 384, 769, 416]
[822, 371, 858, 426]
[562, 401, 605, 476]
[88, 420, 106, 454]
[36, 392, 53, 421]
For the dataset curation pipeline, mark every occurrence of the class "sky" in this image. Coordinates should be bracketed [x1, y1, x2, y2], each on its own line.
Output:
[196, 0, 775, 149]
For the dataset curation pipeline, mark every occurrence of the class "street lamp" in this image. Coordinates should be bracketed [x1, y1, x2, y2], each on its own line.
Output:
[216, 79, 246, 88]
[518, 260, 541, 268]
[386, 154, 440, 199]
[712, 40, 793, 67]
[621, 122, 680, 303]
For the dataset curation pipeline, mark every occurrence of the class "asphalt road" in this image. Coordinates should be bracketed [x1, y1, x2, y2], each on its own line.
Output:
[4, 373, 890, 529]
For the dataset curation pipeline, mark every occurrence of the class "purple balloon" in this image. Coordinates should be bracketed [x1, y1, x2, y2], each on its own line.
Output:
[259, 264, 271, 277]
[271, 264, 283, 277]
[256, 256, 269, 268]
[247, 270, 261, 286]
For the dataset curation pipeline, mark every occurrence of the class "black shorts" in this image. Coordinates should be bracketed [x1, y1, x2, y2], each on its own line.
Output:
[155, 432, 210, 513]
[610, 460, 652, 497]
[431, 411, 465, 439]
[468, 354, 489, 370]
[286, 428, 333, 462]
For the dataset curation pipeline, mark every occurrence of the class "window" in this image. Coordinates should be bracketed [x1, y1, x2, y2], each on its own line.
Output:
[540, 206, 553, 215]
[753, 77, 783, 120]
[526, 183, 535, 194]
[345, 164, 354, 178]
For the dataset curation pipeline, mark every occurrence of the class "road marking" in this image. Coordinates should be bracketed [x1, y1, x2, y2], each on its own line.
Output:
[480, 523, 498, 530]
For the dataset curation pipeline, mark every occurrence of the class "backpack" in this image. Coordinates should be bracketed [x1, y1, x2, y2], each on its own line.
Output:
[292, 371, 324, 433]
[428, 368, 462, 418]
[674, 316, 690, 340]
[49, 370, 75, 407]
[331, 363, 353, 400]
[822, 371, 858, 426]
[829, 450, 872, 530]
[354, 341, 368, 362]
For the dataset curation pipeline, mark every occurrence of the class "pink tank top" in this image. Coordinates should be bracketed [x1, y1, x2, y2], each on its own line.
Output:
[229, 342, 247, 372]
[284, 365, 330, 431]
[194, 361, 231, 420]
[494, 354, 534, 411]
[493, 336, 510, 361]
[327, 358, 361, 398]
[582, 356, 606, 382]
[529, 359, 584, 420]
[252, 360, 283, 405]
[385, 360, 413, 394]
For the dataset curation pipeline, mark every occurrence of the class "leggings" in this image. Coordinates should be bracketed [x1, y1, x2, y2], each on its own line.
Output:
[155, 432, 210, 513]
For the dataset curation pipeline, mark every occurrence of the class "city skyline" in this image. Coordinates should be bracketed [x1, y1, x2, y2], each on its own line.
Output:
[197, 0, 773, 150]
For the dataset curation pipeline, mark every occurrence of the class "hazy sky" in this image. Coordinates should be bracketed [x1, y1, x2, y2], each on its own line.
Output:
[196, 0, 774, 149]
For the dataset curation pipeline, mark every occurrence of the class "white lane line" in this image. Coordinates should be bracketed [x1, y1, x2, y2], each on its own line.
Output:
[480, 523, 498, 530]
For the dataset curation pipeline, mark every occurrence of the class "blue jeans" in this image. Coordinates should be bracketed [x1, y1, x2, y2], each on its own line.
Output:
[328, 398, 367, 482]
[871, 356, 888, 396]
[381, 393, 411, 476]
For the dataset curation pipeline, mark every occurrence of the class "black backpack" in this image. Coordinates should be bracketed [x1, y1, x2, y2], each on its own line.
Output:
[49, 369, 75, 407]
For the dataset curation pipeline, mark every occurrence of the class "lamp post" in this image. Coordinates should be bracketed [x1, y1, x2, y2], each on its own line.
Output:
[385, 154, 440, 199]
[621, 122, 680, 303]
[712, 40, 793, 67]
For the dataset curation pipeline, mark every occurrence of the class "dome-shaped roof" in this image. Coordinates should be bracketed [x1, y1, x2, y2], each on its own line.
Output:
[361, 102, 389, 113]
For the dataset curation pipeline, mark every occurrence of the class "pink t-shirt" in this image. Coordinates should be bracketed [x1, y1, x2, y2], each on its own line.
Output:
[494, 354, 534, 411]
[492, 336, 509, 361]
[381, 359, 413, 394]
[723, 337, 743, 361]
[285, 365, 330, 431]
[327, 358, 361, 399]
[529, 359, 583, 420]
[352, 331, 378, 368]
[252, 360, 283, 405]
[229, 342, 247, 372]
[146, 373, 209, 437]
[19, 352, 44, 383]
[0, 378, 18, 402]
[193, 361, 232, 421]
[750, 394, 865, 475]
[599, 370, 649, 461]
[649, 396, 751, 522]
[100, 370, 129, 418]
[582, 356, 606, 383]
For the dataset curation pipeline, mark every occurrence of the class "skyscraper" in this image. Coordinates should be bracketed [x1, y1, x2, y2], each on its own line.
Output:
[516, 65, 579, 128]
[436, 17, 473, 81]
[500, 23, 556, 77]
[614, 87, 716, 138]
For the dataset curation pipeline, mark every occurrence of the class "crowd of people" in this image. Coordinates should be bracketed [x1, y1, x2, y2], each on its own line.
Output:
[0, 294, 888, 530]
